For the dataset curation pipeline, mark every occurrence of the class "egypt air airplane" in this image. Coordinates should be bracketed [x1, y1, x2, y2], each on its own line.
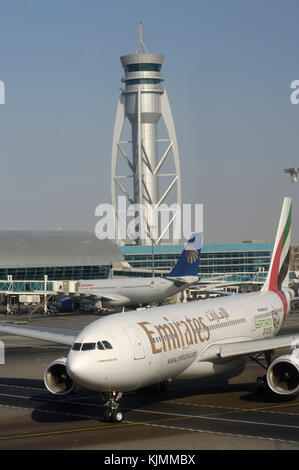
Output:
[0, 197, 299, 425]
[56, 233, 203, 312]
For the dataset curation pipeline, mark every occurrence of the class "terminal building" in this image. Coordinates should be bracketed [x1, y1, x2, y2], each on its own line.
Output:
[117, 241, 274, 283]
[0, 229, 298, 312]
[0, 230, 125, 313]
[0, 231, 274, 284]
[0, 230, 124, 281]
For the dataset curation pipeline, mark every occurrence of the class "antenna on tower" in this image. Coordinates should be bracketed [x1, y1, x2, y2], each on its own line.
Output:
[137, 22, 149, 54]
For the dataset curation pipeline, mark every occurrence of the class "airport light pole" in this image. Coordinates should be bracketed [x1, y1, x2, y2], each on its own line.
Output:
[152, 239, 154, 277]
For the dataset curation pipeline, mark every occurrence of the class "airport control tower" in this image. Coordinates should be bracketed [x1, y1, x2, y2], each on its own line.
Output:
[111, 24, 182, 245]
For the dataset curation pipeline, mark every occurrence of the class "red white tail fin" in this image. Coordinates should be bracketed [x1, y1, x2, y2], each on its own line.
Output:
[261, 197, 292, 292]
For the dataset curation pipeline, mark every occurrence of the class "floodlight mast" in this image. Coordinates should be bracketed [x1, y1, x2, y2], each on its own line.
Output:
[111, 23, 182, 246]
[284, 167, 299, 183]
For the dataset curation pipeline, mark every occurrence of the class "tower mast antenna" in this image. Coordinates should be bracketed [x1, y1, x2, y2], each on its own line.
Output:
[137, 22, 149, 54]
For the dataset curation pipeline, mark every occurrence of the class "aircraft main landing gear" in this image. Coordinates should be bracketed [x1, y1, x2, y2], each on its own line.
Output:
[250, 351, 273, 395]
[101, 391, 123, 423]
[255, 375, 271, 395]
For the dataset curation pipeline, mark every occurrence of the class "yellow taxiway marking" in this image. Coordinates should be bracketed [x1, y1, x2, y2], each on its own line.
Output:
[239, 402, 299, 413]
[0, 421, 137, 441]
[0, 402, 298, 441]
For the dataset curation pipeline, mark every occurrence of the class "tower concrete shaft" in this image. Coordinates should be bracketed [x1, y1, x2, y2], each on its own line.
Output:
[111, 25, 181, 245]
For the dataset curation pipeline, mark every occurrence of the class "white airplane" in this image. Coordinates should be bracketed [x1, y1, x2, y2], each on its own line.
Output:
[56, 233, 203, 311]
[0, 197, 299, 425]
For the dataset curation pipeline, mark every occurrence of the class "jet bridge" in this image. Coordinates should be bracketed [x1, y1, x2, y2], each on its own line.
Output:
[0, 276, 58, 315]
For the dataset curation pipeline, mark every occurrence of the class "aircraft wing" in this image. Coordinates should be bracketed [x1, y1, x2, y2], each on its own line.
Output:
[60, 292, 130, 304]
[0, 323, 79, 346]
[84, 293, 129, 303]
[201, 290, 237, 296]
[164, 275, 199, 287]
[200, 335, 299, 361]
[196, 281, 248, 289]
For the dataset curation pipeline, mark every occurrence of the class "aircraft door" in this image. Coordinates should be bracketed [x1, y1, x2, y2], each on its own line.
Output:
[123, 327, 145, 360]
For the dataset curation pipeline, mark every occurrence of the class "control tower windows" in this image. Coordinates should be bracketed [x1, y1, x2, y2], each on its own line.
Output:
[126, 78, 161, 86]
[124, 63, 161, 73]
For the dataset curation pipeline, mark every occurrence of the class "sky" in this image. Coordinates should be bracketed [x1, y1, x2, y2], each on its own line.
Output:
[0, 0, 299, 244]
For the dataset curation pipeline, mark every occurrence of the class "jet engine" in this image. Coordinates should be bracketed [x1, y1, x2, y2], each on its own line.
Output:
[44, 357, 76, 396]
[266, 349, 299, 395]
[56, 298, 80, 313]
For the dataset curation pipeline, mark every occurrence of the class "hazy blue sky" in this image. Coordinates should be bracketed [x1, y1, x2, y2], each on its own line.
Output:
[0, 0, 299, 243]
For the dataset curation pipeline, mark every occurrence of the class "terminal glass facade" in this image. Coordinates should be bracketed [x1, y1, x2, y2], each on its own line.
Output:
[0, 265, 111, 281]
[0, 244, 274, 283]
[119, 243, 273, 282]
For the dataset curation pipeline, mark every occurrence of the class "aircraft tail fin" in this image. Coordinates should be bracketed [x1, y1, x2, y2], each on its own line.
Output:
[167, 232, 203, 278]
[261, 197, 292, 292]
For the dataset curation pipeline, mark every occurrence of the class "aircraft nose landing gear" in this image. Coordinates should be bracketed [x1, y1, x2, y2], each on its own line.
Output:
[102, 391, 123, 423]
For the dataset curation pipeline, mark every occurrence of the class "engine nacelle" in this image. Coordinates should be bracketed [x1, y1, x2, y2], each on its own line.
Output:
[266, 349, 299, 395]
[56, 298, 80, 313]
[44, 357, 76, 396]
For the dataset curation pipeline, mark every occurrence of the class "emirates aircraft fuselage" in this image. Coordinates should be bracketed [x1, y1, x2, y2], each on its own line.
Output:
[66, 289, 291, 392]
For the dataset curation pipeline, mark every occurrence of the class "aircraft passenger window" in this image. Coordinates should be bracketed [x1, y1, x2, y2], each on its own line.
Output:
[72, 343, 82, 351]
[81, 343, 96, 351]
[102, 340, 113, 349]
[97, 341, 105, 350]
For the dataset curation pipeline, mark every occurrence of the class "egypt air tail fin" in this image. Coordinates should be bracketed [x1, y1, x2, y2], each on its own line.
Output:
[261, 197, 292, 292]
[167, 232, 203, 278]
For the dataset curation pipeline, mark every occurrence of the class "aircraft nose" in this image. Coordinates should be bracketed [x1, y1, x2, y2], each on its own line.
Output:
[66, 352, 81, 381]
[66, 351, 95, 390]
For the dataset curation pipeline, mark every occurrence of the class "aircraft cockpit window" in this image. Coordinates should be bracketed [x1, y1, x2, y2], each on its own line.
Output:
[96, 340, 113, 350]
[72, 343, 82, 351]
[81, 342, 96, 351]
